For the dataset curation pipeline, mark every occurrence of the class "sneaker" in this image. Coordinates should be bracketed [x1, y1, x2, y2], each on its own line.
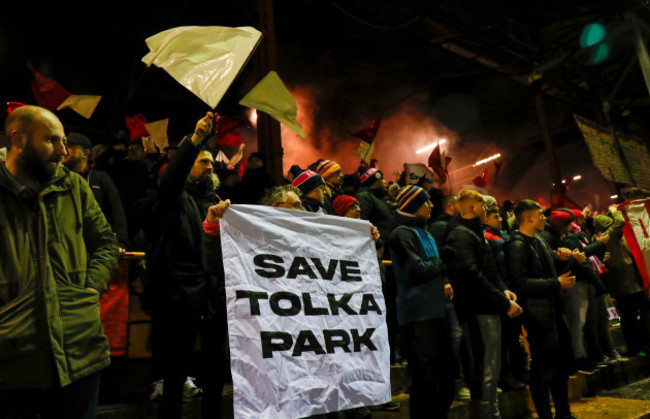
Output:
[608, 350, 629, 362]
[343, 406, 372, 418]
[594, 358, 609, 368]
[577, 359, 597, 375]
[455, 386, 471, 401]
[150, 379, 164, 401]
[369, 401, 401, 411]
[500, 376, 526, 391]
[183, 377, 203, 399]
[577, 366, 596, 375]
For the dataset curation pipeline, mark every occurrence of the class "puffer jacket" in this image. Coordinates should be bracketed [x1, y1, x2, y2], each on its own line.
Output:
[443, 215, 510, 321]
[0, 162, 119, 389]
[505, 231, 575, 378]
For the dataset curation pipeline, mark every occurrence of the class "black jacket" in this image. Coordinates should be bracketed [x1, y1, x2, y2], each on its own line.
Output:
[444, 215, 510, 321]
[85, 168, 129, 247]
[356, 187, 395, 254]
[428, 212, 453, 247]
[144, 140, 218, 318]
[301, 196, 327, 214]
[505, 231, 575, 378]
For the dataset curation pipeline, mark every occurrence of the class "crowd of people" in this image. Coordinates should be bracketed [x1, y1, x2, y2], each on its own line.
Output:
[2, 106, 650, 419]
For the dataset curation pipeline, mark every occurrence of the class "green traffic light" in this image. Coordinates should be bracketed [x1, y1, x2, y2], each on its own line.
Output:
[580, 23, 606, 47]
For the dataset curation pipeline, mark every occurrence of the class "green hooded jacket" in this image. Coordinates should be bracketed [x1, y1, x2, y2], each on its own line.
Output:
[0, 162, 119, 389]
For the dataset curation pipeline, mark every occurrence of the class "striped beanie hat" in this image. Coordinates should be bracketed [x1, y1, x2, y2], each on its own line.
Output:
[357, 166, 383, 187]
[290, 165, 325, 194]
[316, 160, 342, 179]
[395, 185, 431, 214]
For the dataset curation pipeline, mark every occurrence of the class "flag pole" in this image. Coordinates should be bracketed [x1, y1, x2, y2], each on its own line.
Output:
[446, 168, 453, 193]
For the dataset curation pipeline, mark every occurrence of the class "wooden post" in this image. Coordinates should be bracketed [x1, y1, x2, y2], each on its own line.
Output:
[256, 0, 285, 184]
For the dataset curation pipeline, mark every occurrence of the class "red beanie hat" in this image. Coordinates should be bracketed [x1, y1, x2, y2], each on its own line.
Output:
[550, 210, 573, 228]
[332, 195, 360, 216]
[570, 209, 584, 220]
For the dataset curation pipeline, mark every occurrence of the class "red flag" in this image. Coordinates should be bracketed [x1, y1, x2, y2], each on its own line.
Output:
[27, 62, 71, 111]
[125, 114, 150, 142]
[7, 102, 27, 114]
[349, 118, 382, 143]
[214, 114, 247, 145]
[472, 169, 489, 188]
[428, 145, 452, 183]
[238, 156, 248, 177]
[219, 132, 243, 147]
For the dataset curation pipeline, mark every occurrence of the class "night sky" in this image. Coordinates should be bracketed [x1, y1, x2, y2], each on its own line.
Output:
[2, 1, 645, 207]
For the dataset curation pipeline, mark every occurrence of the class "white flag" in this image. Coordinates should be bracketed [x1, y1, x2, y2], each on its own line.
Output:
[142, 26, 262, 108]
[144, 118, 169, 151]
[56, 95, 102, 119]
[220, 205, 391, 419]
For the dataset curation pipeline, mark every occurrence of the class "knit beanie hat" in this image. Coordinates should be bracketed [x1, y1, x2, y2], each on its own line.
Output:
[332, 195, 360, 216]
[483, 195, 498, 212]
[316, 160, 342, 179]
[549, 210, 573, 228]
[290, 165, 325, 194]
[357, 166, 383, 187]
[594, 215, 614, 233]
[395, 185, 431, 215]
[570, 209, 584, 220]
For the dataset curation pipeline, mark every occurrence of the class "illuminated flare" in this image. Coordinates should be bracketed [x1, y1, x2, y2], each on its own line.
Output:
[573, 175, 582, 181]
[473, 153, 501, 166]
[415, 139, 446, 154]
[247, 108, 258, 129]
[610, 195, 618, 199]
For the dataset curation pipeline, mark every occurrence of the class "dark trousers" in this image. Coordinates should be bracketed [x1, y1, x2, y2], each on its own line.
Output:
[617, 292, 650, 354]
[528, 365, 570, 419]
[464, 314, 502, 418]
[500, 315, 528, 382]
[584, 288, 613, 360]
[0, 371, 101, 419]
[153, 312, 227, 419]
[383, 265, 399, 363]
[525, 316, 573, 419]
[401, 318, 454, 419]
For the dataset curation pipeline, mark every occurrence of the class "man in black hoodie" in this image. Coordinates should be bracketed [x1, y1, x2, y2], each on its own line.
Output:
[505, 200, 576, 419]
[145, 112, 226, 419]
[444, 189, 522, 418]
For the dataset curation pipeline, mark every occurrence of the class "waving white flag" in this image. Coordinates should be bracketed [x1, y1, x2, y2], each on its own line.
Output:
[142, 26, 262, 108]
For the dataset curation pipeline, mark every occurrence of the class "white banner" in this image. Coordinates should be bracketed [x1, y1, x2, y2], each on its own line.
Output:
[220, 205, 391, 418]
